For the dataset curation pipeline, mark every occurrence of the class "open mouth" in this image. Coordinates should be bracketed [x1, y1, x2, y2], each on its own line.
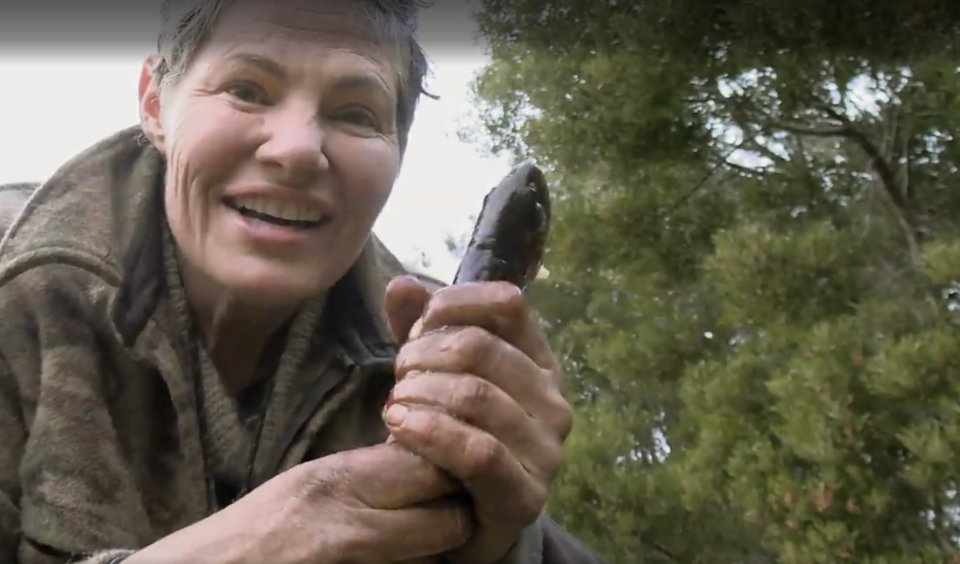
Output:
[224, 196, 329, 230]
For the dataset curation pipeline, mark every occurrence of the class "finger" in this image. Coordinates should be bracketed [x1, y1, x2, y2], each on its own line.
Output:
[395, 326, 573, 439]
[384, 276, 433, 345]
[387, 372, 563, 482]
[302, 443, 459, 510]
[414, 281, 559, 374]
[385, 406, 546, 532]
[376, 498, 474, 561]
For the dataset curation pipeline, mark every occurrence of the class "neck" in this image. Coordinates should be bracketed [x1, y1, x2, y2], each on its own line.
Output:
[180, 260, 299, 393]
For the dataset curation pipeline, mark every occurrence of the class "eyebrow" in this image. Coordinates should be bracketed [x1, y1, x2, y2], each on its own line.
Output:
[222, 52, 288, 79]
[329, 74, 394, 99]
[221, 52, 395, 99]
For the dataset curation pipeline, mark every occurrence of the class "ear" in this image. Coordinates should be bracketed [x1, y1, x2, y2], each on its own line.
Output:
[138, 55, 166, 151]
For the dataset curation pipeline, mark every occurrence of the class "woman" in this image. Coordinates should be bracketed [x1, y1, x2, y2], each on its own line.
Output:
[0, 0, 605, 563]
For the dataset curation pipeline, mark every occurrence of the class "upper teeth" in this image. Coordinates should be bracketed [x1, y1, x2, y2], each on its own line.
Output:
[234, 197, 323, 222]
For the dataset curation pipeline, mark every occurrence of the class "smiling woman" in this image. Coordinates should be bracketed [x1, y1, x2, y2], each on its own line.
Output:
[0, 1, 605, 564]
[148, 0, 408, 349]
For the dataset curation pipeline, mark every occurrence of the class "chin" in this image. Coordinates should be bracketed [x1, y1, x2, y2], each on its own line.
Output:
[212, 260, 330, 308]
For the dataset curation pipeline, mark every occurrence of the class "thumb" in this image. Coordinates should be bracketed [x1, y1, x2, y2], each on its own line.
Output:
[384, 275, 433, 344]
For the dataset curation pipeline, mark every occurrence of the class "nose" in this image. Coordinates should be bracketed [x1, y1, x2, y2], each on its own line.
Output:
[256, 106, 328, 187]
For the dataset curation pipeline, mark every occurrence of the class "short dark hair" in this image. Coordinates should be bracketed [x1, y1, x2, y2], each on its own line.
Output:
[153, 0, 432, 153]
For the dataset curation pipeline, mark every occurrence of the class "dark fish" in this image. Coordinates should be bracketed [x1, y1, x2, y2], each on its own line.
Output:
[453, 162, 551, 290]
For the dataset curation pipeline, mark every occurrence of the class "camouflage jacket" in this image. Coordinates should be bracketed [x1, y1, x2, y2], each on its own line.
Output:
[0, 127, 604, 564]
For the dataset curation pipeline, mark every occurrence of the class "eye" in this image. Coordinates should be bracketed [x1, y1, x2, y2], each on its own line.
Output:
[335, 108, 380, 130]
[224, 81, 271, 106]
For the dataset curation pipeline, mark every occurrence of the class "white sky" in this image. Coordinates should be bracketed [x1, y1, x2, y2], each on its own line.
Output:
[0, 6, 510, 283]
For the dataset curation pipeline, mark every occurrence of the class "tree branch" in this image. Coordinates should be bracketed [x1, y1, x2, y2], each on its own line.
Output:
[769, 121, 848, 137]
[660, 139, 750, 219]
[640, 534, 690, 564]
[900, 122, 914, 203]
[765, 105, 925, 267]
[816, 104, 925, 263]
[744, 138, 789, 166]
[724, 160, 767, 177]
[793, 134, 811, 171]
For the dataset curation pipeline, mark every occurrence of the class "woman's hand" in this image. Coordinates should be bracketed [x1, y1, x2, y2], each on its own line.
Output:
[124, 443, 472, 564]
[384, 277, 574, 564]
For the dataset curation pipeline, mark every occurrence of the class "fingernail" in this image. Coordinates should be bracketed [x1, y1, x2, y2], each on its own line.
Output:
[384, 403, 409, 427]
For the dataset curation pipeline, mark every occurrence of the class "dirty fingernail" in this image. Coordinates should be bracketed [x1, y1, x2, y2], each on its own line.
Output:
[384, 403, 409, 427]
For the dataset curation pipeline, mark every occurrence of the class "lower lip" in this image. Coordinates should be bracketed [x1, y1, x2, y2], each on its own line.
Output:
[228, 205, 328, 247]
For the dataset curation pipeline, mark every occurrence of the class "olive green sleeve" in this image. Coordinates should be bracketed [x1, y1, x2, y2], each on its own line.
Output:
[0, 262, 142, 564]
[1, 348, 133, 564]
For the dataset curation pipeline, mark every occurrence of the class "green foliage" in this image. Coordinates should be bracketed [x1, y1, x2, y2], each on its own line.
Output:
[468, 1, 960, 562]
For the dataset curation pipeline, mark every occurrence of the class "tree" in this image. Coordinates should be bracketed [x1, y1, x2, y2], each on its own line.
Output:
[467, 2, 960, 562]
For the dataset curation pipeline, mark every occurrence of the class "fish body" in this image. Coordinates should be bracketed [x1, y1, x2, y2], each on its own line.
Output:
[453, 162, 551, 290]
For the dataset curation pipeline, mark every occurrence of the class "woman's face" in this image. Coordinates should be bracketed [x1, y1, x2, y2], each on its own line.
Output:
[139, 0, 402, 307]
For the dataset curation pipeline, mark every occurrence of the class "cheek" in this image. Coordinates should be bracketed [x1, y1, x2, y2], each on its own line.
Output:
[162, 100, 260, 249]
[332, 137, 400, 227]
[163, 100, 258, 195]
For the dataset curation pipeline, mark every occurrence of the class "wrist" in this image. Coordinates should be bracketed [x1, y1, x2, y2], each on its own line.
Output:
[122, 512, 256, 564]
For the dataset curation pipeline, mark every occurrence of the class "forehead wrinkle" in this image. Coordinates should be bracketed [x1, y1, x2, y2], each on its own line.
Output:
[206, 10, 402, 89]
[212, 43, 397, 100]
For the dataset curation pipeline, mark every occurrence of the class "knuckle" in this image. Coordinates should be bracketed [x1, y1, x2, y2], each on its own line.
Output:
[540, 440, 565, 481]
[544, 389, 574, 439]
[462, 432, 504, 479]
[423, 286, 455, 319]
[448, 326, 495, 369]
[452, 375, 492, 416]
[498, 283, 529, 318]
[550, 366, 565, 386]
[394, 346, 417, 377]
[557, 407, 575, 440]
[415, 408, 444, 446]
